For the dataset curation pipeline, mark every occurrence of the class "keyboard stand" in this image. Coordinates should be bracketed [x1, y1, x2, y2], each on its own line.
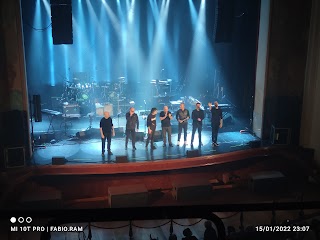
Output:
[47, 115, 55, 133]
[60, 115, 72, 136]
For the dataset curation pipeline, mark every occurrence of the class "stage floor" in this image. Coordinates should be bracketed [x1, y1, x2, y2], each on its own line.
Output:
[31, 114, 259, 165]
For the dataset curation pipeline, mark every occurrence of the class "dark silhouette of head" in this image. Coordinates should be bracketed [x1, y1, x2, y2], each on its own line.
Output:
[169, 234, 177, 240]
[183, 228, 193, 237]
[151, 107, 157, 114]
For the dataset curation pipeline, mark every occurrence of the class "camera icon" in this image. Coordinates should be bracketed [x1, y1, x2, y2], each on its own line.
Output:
[10, 217, 32, 224]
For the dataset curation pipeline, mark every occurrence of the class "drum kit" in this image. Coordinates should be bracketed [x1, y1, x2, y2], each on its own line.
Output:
[61, 76, 128, 115]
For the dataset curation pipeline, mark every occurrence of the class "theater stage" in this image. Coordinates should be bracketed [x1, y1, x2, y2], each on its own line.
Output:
[30, 113, 259, 167]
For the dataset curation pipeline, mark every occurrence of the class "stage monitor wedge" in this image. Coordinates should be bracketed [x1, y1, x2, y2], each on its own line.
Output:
[50, 0, 73, 45]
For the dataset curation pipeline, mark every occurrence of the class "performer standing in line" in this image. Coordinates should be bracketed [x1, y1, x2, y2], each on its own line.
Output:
[159, 106, 174, 147]
[191, 102, 205, 147]
[208, 101, 223, 146]
[176, 103, 190, 146]
[125, 107, 139, 150]
[146, 107, 158, 150]
[100, 111, 115, 156]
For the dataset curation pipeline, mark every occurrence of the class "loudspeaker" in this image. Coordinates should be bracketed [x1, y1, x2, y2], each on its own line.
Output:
[5, 147, 26, 168]
[50, 0, 73, 44]
[249, 171, 288, 194]
[213, 0, 235, 43]
[115, 156, 128, 163]
[108, 184, 148, 208]
[1, 111, 30, 164]
[172, 179, 212, 201]
[114, 127, 125, 138]
[33, 95, 42, 122]
[135, 132, 145, 141]
[249, 140, 261, 148]
[154, 130, 162, 142]
[186, 149, 200, 158]
[52, 157, 66, 165]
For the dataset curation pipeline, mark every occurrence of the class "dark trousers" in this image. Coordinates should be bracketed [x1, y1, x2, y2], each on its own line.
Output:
[212, 123, 220, 143]
[191, 124, 202, 144]
[126, 129, 136, 147]
[146, 127, 155, 147]
[178, 122, 188, 141]
[101, 132, 111, 152]
[162, 126, 172, 144]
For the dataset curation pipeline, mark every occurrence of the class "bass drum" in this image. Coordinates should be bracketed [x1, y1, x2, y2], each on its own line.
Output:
[76, 92, 90, 104]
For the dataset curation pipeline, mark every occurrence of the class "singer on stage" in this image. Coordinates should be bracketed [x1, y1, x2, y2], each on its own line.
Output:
[100, 111, 115, 156]
[125, 107, 139, 150]
[191, 102, 205, 147]
[208, 101, 223, 147]
[159, 106, 173, 147]
[176, 103, 190, 146]
[146, 108, 158, 150]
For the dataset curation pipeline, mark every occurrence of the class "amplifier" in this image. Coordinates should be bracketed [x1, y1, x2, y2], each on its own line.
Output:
[96, 104, 113, 116]
[154, 130, 162, 142]
[63, 104, 80, 118]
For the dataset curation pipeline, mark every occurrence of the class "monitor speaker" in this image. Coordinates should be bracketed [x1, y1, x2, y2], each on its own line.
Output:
[249, 140, 261, 148]
[186, 149, 200, 158]
[154, 130, 162, 142]
[114, 127, 125, 138]
[135, 132, 145, 141]
[108, 184, 148, 208]
[52, 157, 66, 165]
[116, 156, 128, 163]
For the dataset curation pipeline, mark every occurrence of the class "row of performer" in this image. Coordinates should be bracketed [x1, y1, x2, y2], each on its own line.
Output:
[99, 102, 223, 156]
